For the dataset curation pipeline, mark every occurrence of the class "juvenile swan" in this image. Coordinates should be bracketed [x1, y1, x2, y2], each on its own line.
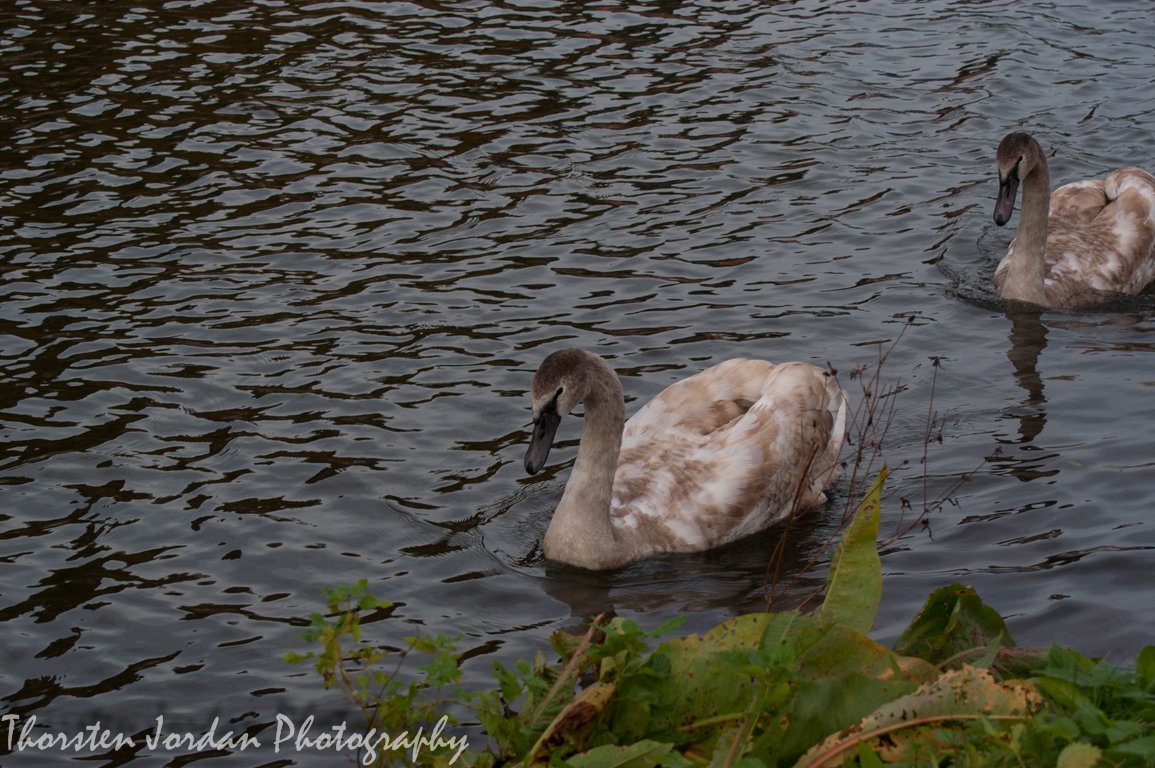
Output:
[524, 349, 846, 570]
[993, 132, 1155, 307]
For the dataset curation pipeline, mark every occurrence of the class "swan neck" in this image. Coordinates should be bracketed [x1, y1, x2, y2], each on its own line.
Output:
[544, 366, 627, 569]
[1001, 159, 1050, 305]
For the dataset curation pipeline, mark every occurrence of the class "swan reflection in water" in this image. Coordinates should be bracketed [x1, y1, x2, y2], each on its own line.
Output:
[1003, 310, 1049, 448]
[995, 307, 1154, 481]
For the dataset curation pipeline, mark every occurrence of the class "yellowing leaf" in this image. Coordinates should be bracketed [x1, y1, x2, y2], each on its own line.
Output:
[1056, 742, 1102, 768]
[528, 682, 617, 764]
[566, 739, 688, 768]
[791, 665, 1042, 768]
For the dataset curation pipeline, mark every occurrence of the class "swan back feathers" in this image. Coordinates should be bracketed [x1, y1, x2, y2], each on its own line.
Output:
[1039, 168, 1155, 303]
[611, 359, 846, 554]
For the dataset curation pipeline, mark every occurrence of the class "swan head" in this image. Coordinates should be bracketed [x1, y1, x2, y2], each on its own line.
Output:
[524, 348, 605, 475]
[994, 132, 1042, 226]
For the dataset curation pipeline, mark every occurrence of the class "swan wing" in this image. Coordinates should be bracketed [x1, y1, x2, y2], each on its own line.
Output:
[1098, 168, 1155, 293]
[1049, 178, 1107, 227]
[621, 358, 776, 437]
[610, 361, 845, 552]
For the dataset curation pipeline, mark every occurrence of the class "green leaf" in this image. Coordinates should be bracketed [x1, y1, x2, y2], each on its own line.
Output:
[418, 652, 462, 687]
[763, 673, 917, 767]
[856, 741, 884, 768]
[1056, 741, 1101, 768]
[551, 629, 587, 664]
[1136, 645, 1155, 688]
[566, 740, 691, 768]
[791, 621, 913, 683]
[613, 614, 774, 743]
[409, 635, 439, 654]
[972, 636, 1001, 669]
[892, 583, 1020, 671]
[1107, 734, 1155, 760]
[651, 616, 688, 638]
[818, 467, 886, 634]
[359, 594, 391, 611]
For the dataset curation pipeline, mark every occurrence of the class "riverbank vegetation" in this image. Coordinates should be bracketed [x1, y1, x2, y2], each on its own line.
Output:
[288, 469, 1155, 768]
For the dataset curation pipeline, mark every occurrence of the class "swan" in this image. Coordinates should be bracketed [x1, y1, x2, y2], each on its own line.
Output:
[992, 131, 1155, 308]
[523, 348, 847, 570]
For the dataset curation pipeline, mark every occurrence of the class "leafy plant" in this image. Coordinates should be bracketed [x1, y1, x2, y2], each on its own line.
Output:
[290, 477, 1155, 767]
[284, 580, 464, 767]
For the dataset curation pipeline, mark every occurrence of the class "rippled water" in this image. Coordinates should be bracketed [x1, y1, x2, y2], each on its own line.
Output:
[3, 0, 1155, 763]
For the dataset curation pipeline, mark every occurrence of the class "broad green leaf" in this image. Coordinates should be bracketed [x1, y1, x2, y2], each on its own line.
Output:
[651, 616, 688, 638]
[614, 612, 824, 745]
[794, 623, 904, 680]
[612, 608, 932, 750]
[1035, 643, 1095, 677]
[1137, 645, 1155, 689]
[566, 739, 688, 768]
[1056, 741, 1101, 768]
[551, 629, 587, 663]
[756, 673, 917, 768]
[972, 636, 1001, 669]
[892, 583, 1039, 679]
[818, 467, 886, 634]
[1106, 734, 1155, 761]
[613, 614, 777, 743]
[792, 666, 1041, 768]
[1033, 675, 1095, 712]
[856, 741, 884, 768]
[1032, 645, 1107, 710]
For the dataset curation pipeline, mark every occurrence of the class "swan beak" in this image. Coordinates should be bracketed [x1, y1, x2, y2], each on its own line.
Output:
[524, 411, 561, 475]
[994, 174, 1018, 226]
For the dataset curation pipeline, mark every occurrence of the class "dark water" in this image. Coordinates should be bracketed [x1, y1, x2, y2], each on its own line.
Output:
[2, 0, 1155, 763]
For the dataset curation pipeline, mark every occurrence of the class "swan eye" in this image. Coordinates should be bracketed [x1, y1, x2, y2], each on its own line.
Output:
[540, 387, 563, 417]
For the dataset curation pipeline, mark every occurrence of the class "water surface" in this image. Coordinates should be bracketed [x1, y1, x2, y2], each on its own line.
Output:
[2, 0, 1155, 764]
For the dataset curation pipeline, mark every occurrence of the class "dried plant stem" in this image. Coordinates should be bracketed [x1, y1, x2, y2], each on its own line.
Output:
[766, 320, 984, 608]
[525, 614, 604, 730]
[766, 325, 906, 610]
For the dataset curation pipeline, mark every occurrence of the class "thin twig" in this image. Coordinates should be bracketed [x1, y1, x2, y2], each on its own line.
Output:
[766, 443, 821, 608]
[768, 329, 905, 609]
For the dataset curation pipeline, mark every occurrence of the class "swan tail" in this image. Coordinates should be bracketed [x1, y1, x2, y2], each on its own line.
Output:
[1104, 167, 1155, 206]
